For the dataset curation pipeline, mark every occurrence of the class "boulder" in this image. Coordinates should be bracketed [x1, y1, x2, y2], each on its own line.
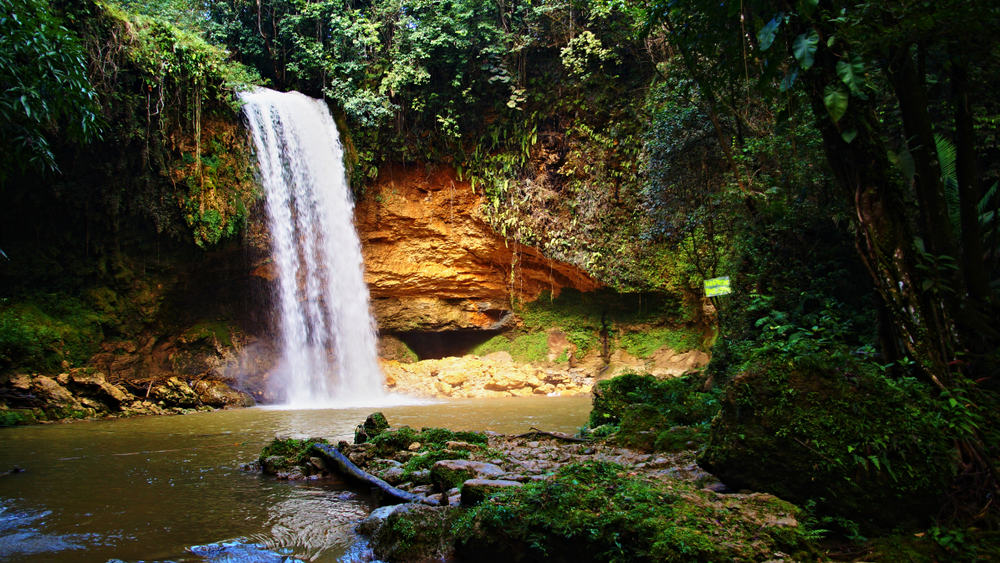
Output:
[63, 370, 133, 407]
[30, 376, 81, 409]
[368, 504, 458, 562]
[460, 479, 523, 506]
[431, 459, 504, 493]
[191, 380, 254, 408]
[151, 376, 200, 408]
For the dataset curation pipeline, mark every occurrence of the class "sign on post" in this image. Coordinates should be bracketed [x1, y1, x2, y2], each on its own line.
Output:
[704, 276, 732, 297]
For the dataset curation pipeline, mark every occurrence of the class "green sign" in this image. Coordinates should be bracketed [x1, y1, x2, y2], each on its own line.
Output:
[704, 276, 732, 297]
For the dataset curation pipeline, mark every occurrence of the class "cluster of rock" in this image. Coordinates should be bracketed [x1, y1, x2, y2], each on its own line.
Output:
[375, 438, 708, 504]
[0, 369, 253, 424]
[381, 352, 595, 398]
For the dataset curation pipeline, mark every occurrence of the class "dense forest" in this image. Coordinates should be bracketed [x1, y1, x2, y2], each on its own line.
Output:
[2, 0, 999, 559]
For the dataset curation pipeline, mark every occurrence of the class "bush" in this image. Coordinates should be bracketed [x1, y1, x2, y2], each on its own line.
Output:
[699, 355, 955, 529]
[0, 295, 105, 372]
[589, 372, 720, 428]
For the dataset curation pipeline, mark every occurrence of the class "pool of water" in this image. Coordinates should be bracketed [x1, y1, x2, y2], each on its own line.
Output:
[0, 396, 590, 562]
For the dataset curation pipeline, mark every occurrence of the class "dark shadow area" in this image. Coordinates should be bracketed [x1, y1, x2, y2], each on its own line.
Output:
[394, 329, 504, 360]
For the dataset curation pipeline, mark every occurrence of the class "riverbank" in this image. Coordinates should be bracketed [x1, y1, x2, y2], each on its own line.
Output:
[0, 369, 253, 425]
[248, 414, 814, 561]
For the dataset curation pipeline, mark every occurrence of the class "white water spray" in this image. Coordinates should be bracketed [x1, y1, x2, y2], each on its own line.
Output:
[241, 88, 385, 408]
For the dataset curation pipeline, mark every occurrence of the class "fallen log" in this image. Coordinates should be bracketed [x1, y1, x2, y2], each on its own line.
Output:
[310, 443, 437, 506]
[515, 427, 591, 443]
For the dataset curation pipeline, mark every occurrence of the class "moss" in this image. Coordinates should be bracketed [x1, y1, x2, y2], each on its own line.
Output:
[471, 290, 700, 363]
[0, 408, 42, 426]
[403, 449, 471, 481]
[368, 426, 487, 458]
[619, 327, 703, 358]
[180, 321, 234, 347]
[699, 356, 955, 529]
[373, 505, 460, 561]
[257, 437, 329, 472]
[473, 332, 549, 362]
[0, 294, 106, 373]
[452, 461, 816, 562]
[173, 118, 259, 248]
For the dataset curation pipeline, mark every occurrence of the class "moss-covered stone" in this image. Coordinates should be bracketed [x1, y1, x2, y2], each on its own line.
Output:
[368, 425, 488, 457]
[370, 504, 460, 561]
[257, 437, 329, 475]
[699, 356, 955, 529]
[452, 460, 816, 562]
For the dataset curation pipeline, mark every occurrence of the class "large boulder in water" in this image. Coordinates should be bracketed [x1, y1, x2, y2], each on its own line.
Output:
[698, 357, 955, 528]
[150, 376, 200, 408]
[192, 380, 254, 408]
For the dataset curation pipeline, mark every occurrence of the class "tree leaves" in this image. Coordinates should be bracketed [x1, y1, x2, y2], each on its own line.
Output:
[757, 15, 782, 52]
[823, 83, 849, 123]
[836, 55, 866, 98]
[792, 29, 819, 70]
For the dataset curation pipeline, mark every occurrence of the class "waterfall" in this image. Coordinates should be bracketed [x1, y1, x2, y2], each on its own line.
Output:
[241, 88, 385, 408]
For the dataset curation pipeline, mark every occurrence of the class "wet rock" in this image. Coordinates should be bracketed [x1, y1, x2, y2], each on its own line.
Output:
[120, 400, 168, 417]
[381, 466, 405, 485]
[151, 377, 200, 408]
[30, 376, 82, 409]
[431, 460, 504, 493]
[409, 469, 431, 484]
[411, 484, 434, 496]
[367, 503, 459, 562]
[444, 440, 483, 451]
[64, 370, 134, 407]
[358, 504, 411, 536]
[191, 380, 254, 408]
[261, 455, 285, 475]
[460, 479, 523, 506]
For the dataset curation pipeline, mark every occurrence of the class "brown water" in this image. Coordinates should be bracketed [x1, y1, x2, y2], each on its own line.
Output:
[0, 396, 590, 562]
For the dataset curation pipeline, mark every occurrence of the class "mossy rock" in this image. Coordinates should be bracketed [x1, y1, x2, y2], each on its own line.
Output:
[0, 408, 42, 426]
[699, 357, 954, 529]
[257, 437, 329, 475]
[368, 425, 487, 457]
[453, 461, 815, 562]
[370, 504, 460, 562]
[431, 459, 503, 493]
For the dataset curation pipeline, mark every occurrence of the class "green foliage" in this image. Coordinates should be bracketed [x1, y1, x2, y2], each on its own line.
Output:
[368, 426, 487, 458]
[258, 437, 329, 470]
[453, 460, 815, 561]
[403, 448, 471, 480]
[590, 373, 719, 428]
[0, 295, 106, 372]
[473, 290, 692, 363]
[0, 0, 100, 178]
[700, 355, 956, 529]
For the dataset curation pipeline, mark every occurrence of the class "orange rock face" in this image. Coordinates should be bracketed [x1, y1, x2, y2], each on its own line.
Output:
[355, 165, 600, 332]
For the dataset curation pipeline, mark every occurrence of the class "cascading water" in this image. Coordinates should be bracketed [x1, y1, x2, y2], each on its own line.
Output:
[241, 88, 385, 407]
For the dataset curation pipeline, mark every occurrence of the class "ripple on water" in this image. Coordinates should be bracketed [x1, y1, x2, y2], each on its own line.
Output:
[0, 500, 91, 558]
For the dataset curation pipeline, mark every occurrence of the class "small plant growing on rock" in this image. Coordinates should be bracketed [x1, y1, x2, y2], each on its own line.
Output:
[257, 437, 329, 476]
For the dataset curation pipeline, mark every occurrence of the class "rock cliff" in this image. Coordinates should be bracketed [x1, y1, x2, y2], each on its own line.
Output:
[354, 165, 601, 333]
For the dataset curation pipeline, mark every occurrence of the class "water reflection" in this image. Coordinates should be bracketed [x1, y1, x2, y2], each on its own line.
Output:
[0, 396, 590, 561]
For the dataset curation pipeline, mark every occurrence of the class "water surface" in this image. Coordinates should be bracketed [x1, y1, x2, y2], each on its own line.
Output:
[0, 396, 589, 561]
